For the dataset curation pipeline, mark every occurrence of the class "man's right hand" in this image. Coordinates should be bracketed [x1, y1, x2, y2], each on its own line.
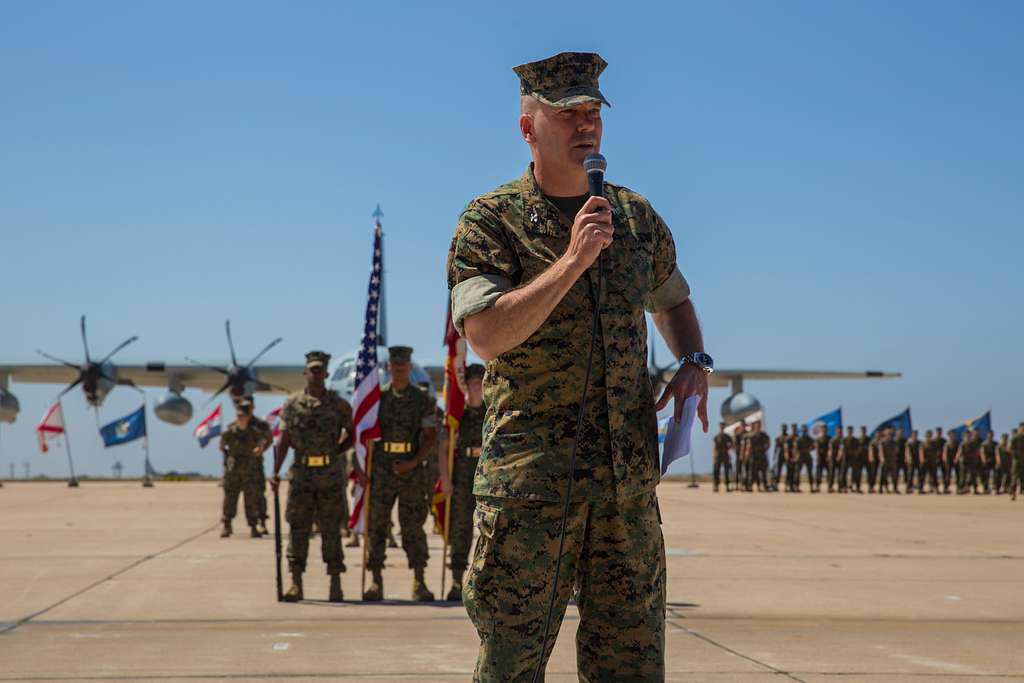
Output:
[566, 195, 614, 270]
[269, 475, 280, 492]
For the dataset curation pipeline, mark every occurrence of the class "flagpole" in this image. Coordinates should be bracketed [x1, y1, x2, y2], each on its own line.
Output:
[61, 402, 79, 488]
[361, 440, 374, 598]
[142, 432, 154, 488]
[440, 422, 456, 598]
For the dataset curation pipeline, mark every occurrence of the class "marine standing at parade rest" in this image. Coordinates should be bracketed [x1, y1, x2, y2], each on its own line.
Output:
[958, 429, 984, 494]
[842, 426, 862, 493]
[879, 429, 901, 494]
[921, 430, 941, 494]
[995, 433, 1011, 494]
[360, 345, 438, 603]
[860, 426, 876, 493]
[448, 51, 711, 680]
[713, 422, 733, 492]
[1008, 424, 1024, 502]
[219, 398, 273, 538]
[438, 363, 486, 600]
[981, 431, 997, 494]
[793, 425, 814, 492]
[747, 422, 771, 492]
[813, 427, 832, 493]
[893, 428, 909, 492]
[942, 429, 960, 495]
[771, 424, 789, 492]
[734, 424, 749, 491]
[271, 351, 353, 603]
[829, 427, 845, 493]
[904, 429, 922, 493]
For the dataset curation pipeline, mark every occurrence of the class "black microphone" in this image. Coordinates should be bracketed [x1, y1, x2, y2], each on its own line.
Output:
[584, 153, 607, 198]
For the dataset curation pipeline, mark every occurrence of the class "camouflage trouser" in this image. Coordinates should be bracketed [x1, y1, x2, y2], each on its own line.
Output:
[448, 455, 478, 574]
[286, 467, 346, 575]
[734, 455, 748, 489]
[748, 453, 769, 491]
[993, 461, 1010, 493]
[921, 459, 940, 492]
[880, 460, 900, 492]
[866, 457, 879, 491]
[712, 455, 732, 490]
[813, 456, 829, 490]
[941, 460, 954, 492]
[846, 456, 864, 491]
[465, 491, 665, 682]
[961, 456, 983, 492]
[981, 457, 996, 492]
[906, 458, 922, 492]
[254, 460, 268, 522]
[367, 456, 429, 571]
[790, 455, 813, 491]
[1009, 457, 1024, 497]
[222, 456, 263, 526]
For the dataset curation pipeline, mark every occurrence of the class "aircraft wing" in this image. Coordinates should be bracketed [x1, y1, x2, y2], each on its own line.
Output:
[708, 369, 902, 388]
[0, 363, 307, 394]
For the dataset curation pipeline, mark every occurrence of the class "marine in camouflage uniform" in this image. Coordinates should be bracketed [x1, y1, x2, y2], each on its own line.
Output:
[904, 430, 923, 493]
[842, 426, 862, 493]
[920, 430, 941, 494]
[747, 423, 771, 492]
[771, 424, 789, 493]
[362, 345, 438, 603]
[1009, 425, 1024, 501]
[813, 429, 831, 493]
[893, 428, 909, 492]
[858, 426, 874, 493]
[272, 351, 353, 603]
[980, 432, 997, 493]
[866, 431, 881, 493]
[219, 398, 273, 538]
[942, 430, 959, 494]
[829, 429, 845, 493]
[448, 51, 707, 682]
[439, 363, 486, 601]
[995, 433, 1012, 494]
[792, 426, 814, 492]
[959, 429, 984, 494]
[712, 422, 733, 492]
[879, 429, 901, 494]
[734, 424, 749, 491]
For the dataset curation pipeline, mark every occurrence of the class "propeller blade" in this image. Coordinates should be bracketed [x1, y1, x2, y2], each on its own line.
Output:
[202, 379, 234, 408]
[185, 358, 230, 375]
[35, 349, 81, 370]
[225, 320, 238, 368]
[246, 337, 283, 368]
[80, 315, 91, 362]
[58, 377, 84, 398]
[99, 336, 139, 365]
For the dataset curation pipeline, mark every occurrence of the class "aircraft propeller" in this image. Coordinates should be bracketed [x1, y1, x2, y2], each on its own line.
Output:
[35, 316, 139, 406]
[187, 320, 287, 405]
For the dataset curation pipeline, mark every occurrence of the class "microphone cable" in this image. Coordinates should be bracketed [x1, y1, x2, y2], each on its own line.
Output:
[532, 255, 605, 683]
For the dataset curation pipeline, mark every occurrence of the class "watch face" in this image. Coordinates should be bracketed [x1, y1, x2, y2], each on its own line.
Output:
[693, 352, 714, 371]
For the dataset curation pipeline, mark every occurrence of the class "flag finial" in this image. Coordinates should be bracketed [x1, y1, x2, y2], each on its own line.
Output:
[372, 204, 383, 221]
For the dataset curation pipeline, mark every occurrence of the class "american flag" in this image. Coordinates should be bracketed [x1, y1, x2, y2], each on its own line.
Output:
[265, 405, 283, 441]
[347, 216, 384, 533]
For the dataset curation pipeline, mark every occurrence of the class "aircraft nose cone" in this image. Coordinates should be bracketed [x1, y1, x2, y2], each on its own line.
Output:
[721, 392, 762, 423]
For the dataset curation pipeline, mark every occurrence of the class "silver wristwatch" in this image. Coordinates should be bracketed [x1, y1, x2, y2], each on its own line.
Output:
[682, 351, 714, 374]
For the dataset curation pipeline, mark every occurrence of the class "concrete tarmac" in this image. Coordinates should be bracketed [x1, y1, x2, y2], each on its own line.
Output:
[0, 480, 1022, 682]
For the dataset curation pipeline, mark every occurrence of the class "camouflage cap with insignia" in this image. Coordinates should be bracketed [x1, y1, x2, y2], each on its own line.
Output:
[513, 51, 611, 108]
[466, 363, 485, 380]
[388, 346, 413, 363]
[305, 350, 331, 369]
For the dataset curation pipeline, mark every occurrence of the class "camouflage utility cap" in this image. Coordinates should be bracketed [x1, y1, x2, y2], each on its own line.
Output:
[513, 51, 611, 108]
[388, 346, 413, 363]
[305, 350, 330, 369]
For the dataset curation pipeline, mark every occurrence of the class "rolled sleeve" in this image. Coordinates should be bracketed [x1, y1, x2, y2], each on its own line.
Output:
[645, 266, 690, 313]
[451, 273, 512, 335]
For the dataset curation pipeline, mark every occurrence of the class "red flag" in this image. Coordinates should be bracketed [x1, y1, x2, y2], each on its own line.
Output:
[431, 478, 448, 541]
[265, 405, 283, 441]
[36, 402, 65, 453]
[443, 302, 467, 432]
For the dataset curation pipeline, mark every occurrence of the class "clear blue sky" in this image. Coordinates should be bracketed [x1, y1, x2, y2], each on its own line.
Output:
[2, 0, 1021, 478]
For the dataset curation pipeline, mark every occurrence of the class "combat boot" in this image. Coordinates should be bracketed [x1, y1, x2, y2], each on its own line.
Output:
[328, 574, 343, 603]
[283, 573, 303, 602]
[412, 569, 434, 602]
[345, 534, 360, 548]
[256, 520, 268, 535]
[363, 571, 384, 602]
[445, 571, 463, 602]
[220, 520, 232, 538]
[250, 525, 261, 538]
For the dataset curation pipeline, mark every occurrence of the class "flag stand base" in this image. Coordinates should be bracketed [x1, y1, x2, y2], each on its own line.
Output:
[142, 476, 154, 488]
[67, 478, 79, 488]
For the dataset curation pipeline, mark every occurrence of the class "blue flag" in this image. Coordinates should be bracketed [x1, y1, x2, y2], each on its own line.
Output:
[871, 407, 912, 438]
[950, 411, 991, 440]
[806, 408, 842, 438]
[100, 406, 147, 447]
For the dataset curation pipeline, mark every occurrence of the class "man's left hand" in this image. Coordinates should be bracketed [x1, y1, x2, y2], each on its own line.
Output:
[655, 364, 709, 433]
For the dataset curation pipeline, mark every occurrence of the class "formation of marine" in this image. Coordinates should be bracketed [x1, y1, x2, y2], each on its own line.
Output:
[713, 420, 1024, 498]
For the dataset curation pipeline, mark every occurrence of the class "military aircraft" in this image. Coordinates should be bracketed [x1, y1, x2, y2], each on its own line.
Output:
[0, 318, 900, 429]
